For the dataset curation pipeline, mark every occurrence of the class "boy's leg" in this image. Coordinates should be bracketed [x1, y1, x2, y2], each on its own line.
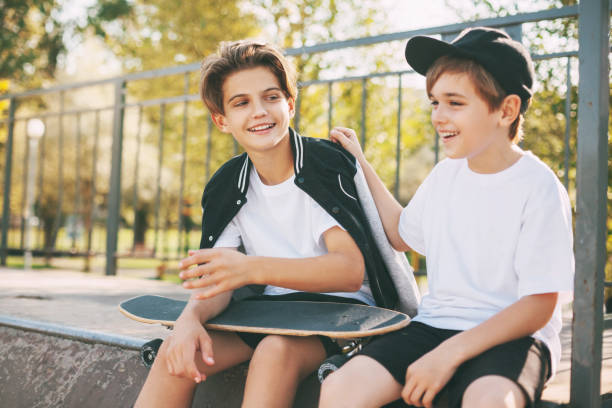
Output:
[135, 330, 253, 408]
[242, 334, 327, 408]
[319, 355, 403, 408]
[321, 322, 455, 408]
[462, 375, 526, 408]
[447, 337, 551, 408]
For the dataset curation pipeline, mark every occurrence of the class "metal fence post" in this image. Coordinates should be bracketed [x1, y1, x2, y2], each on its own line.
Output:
[105, 80, 126, 276]
[1, 97, 16, 265]
[570, 0, 610, 406]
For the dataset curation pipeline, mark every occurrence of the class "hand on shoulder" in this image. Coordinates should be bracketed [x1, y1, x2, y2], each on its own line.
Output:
[330, 127, 366, 164]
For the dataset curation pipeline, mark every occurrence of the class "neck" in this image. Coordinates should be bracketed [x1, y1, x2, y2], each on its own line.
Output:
[247, 134, 295, 185]
[467, 140, 524, 174]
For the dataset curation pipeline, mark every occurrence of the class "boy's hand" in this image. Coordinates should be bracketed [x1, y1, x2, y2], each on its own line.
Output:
[179, 248, 250, 299]
[165, 315, 215, 383]
[401, 345, 460, 408]
[329, 127, 366, 163]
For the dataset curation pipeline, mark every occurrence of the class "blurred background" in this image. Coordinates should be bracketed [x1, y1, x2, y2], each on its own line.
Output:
[0, 0, 609, 286]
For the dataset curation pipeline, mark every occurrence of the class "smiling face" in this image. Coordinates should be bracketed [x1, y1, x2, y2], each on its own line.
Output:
[212, 66, 295, 155]
[429, 72, 508, 163]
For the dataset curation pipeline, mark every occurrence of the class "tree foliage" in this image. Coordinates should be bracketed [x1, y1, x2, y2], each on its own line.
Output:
[0, 0, 132, 85]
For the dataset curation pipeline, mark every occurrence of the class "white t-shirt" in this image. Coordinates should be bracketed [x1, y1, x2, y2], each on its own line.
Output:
[214, 169, 375, 305]
[398, 152, 574, 375]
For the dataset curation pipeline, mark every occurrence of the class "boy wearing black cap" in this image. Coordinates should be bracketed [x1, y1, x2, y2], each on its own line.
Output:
[320, 27, 574, 408]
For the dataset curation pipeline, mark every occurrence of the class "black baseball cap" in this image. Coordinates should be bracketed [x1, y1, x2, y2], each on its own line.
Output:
[404, 27, 535, 110]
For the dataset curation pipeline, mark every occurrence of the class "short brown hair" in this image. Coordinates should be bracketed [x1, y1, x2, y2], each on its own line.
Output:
[425, 55, 529, 143]
[200, 40, 297, 115]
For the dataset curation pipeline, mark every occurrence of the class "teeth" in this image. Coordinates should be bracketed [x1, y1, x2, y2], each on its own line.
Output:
[249, 124, 274, 131]
[438, 131, 457, 138]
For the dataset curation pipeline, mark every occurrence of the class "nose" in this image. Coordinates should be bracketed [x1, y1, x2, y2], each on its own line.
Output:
[431, 104, 446, 127]
[251, 99, 267, 118]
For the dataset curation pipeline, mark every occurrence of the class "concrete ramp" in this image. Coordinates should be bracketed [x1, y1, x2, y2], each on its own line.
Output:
[0, 269, 318, 408]
[0, 320, 147, 407]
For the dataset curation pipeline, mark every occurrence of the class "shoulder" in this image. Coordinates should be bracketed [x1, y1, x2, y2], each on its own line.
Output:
[202, 153, 247, 197]
[517, 152, 572, 212]
[301, 136, 357, 175]
[519, 152, 567, 193]
[418, 158, 462, 189]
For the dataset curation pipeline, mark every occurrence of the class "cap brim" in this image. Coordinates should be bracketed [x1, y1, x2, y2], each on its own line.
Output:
[404, 36, 461, 75]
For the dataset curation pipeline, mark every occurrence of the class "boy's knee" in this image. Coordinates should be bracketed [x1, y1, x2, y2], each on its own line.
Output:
[319, 371, 349, 401]
[463, 375, 526, 408]
[154, 339, 170, 362]
[252, 335, 296, 360]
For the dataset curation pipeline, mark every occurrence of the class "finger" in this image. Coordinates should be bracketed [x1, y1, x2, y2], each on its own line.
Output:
[179, 249, 216, 270]
[181, 262, 216, 282]
[194, 275, 243, 298]
[401, 377, 416, 403]
[199, 335, 215, 366]
[181, 345, 202, 382]
[332, 126, 355, 136]
[329, 128, 349, 142]
[185, 358, 203, 383]
[183, 270, 221, 291]
[183, 354, 206, 383]
[409, 385, 426, 407]
[422, 388, 437, 408]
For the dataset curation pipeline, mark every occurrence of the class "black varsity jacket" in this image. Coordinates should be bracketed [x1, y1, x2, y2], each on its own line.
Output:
[198, 127, 398, 309]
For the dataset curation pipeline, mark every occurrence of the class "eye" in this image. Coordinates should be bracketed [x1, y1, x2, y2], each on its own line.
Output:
[429, 100, 439, 107]
[266, 93, 281, 101]
[449, 100, 464, 106]
[233, 100, 248, 107]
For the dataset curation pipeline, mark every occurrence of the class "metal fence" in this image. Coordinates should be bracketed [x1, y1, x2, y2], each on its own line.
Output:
[0, 2, 609, 406]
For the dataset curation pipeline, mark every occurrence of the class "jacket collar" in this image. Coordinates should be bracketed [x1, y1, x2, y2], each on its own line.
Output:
[235, 127, 304, 195]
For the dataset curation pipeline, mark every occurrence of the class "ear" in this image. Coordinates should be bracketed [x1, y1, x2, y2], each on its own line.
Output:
[499, 94, 521, 127]
[287, 96, 296, 119]
[211, 112, 230, 133]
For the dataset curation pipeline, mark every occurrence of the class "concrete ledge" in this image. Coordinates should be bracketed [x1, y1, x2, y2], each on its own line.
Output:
[0, 315, 145, 350]
[0, 316, 319, 407]
[0, 324, 147, 407]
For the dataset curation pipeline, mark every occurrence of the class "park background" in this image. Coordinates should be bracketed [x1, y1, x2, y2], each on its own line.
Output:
[2, 0, 609, 284]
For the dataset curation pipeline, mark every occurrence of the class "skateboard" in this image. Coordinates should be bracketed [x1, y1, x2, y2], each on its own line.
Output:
[119, 294, 410, 374]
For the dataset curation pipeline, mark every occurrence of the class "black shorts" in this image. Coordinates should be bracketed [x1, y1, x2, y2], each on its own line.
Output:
[234, 292, 366, 357]
[360, 321, 551, 408]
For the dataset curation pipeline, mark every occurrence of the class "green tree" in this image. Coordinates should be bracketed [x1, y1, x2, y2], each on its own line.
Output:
[0, 0, 132, 85]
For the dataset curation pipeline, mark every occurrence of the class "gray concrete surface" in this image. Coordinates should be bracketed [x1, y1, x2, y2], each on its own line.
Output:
[1, 267, 611, 406]
[0, 268, 319, 408]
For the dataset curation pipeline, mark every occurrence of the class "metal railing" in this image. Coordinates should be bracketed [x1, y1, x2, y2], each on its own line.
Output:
[0, 2, 609, 405]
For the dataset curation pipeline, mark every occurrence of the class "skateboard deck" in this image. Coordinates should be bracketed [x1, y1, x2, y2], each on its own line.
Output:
[119, 294, 410, 339]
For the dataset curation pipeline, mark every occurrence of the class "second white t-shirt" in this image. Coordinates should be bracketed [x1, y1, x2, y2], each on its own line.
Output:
[398, 152, 574, 375]
[214, 168, 375, 305]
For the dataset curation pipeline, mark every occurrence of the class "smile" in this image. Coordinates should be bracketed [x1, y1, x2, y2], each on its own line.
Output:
[438, 130, 458, 139]
[248, 123, 275, 132]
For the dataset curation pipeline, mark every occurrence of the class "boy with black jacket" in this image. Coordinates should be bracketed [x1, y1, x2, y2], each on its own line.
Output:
[135, 40, 418, 408]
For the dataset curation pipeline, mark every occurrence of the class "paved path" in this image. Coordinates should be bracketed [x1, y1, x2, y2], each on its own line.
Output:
[1, 267, 611, 403]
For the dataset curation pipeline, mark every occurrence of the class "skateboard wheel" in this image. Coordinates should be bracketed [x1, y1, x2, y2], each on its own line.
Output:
[317, 354, 349, 383]
[140, 338, 163, 368]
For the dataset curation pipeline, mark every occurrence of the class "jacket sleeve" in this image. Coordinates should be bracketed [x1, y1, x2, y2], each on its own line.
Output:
[353, 164, 421, 317]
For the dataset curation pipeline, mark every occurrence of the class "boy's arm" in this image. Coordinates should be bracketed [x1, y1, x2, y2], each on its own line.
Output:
[401, 292, 558, 407]
[330, 127, 410, 252]
[179, 226, 365, 299]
